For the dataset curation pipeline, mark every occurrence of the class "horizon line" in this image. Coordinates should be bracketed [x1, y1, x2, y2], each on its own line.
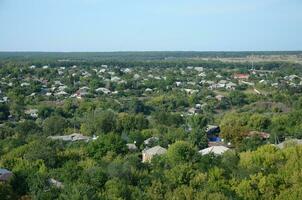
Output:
[0, 50, 302, 53]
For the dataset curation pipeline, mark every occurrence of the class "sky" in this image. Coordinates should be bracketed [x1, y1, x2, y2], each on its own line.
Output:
[0, 0, 301, 52]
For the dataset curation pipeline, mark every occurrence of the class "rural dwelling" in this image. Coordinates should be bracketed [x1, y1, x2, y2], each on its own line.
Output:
[208, 141, 232, 148]
[275, 139, 302, 149]
[145, 88, 153, 93]
[49, 178, 64, 188]
[78, 86, 90, 96]
[247, 131, 270, 140]
[206, 125, 221, 142]
[226, 82, 237, 90]
[0, 169, 13, 182]
[199, 146, 230, 155]
[234, 73, 249, 80]
[144, 136, 159, 146]
[142, 145, 167, 163]
[215, 94, 225, 101]
[24, 109, 39, 118]
[95, 87, 111, 94]
[126, 143, 138, 151]
[49, 133, 91, 142]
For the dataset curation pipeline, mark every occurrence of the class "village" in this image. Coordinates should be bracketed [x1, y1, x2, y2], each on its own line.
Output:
[1, 55, 302, 199]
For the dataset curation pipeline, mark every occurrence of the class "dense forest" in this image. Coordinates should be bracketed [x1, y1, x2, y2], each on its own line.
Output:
[1, 52, 302, 199]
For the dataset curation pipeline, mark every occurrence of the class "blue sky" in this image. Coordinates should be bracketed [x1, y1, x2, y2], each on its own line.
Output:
[0, 0, 301, 51]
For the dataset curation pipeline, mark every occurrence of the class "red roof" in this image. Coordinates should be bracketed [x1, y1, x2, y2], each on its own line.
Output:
[234, 73, 249, 79]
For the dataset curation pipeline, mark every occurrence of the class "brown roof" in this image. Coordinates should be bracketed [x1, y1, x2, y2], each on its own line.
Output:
[247, 131, 270, 139]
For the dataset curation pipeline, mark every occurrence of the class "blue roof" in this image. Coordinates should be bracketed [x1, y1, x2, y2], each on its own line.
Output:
[0, 168, 11, 174]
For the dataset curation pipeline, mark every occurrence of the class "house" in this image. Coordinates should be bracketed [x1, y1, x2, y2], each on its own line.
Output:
[206, 125, 220, 134]
[25, 109, 39, 118]
[95, 87, 111, 94]
[183, 89, 198, 95]
[55, 91, 68, 96]
[259, 80, 268, 84]
[215, 95, 225, 101]
[99, 69, 106, 73]
[58, 85, 68, 91]
[234, 73, 249, 80]
[21, 82, 30, 87]
[199, 146, 230, 155]
[111, 76, 121, 82]
[54, 81, 64, 86]
[123, 68, 132, 73]
[175, 81, 182, 87]
[194, 67, 204, 72]
[253, 88, 261, 95]
[198, 72, 206, 77]
[226, 82, 237, 90]
[195, 104, 202, 109]
[49, 133, 91, 142]
[77, 87, 90, 97]
[127, 143, 138, 151]
[49, 178, 64, 188]
[0, 97, 9, 103]
[145, 88, 153, 93]
[144, 136, 159, 146]
[187, 81, 196, 86]
[247, 131, 270, 140]
[188, 107, 200, 115]
[240, 81, 255, 86]
[29, 92, 36, 97]
[208, 141, 231, 148]
[142, 145, 167, 163]
[206, 125, 221, 142]
[133, 74, 140, 79]
[0, 169, 13, 182]
[284, 75, 300, 81]
[275, 139, 302, 149]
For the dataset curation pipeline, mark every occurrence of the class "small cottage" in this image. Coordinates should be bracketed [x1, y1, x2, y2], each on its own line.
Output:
[142, 145, 167, 163]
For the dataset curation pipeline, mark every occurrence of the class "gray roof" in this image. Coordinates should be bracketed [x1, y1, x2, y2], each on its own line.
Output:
[126, 143, 138, 151]
[0, 168, 13, 181]
[275, 139, 302, 149]
[0, 169, 11, 175]
[144, 136, 159, 145]
[143, 145, 167, 156]
[49, 133, 91, 142]
[199, 146, 230, 155]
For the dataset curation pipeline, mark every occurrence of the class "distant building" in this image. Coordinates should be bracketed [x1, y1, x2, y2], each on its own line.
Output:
[275, 139, 302, 149]
[49, 178, 64, 188]
[95, 87, 111, 94]
[226, 82, 237, 90]
[144, 136, 159, 146]
[0, 169, 13, 182]
[199, 146, 230, 155]
[49, 133, 91, 142]
[24, 109, 39, 118]
[142, 145, 167, 163]
[126, 143, 138, 151]
[247, 131, 270, 140]
[206, 125, 221, 142]
[234, 73, 249, 80]
[215, 95, 225, 101]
